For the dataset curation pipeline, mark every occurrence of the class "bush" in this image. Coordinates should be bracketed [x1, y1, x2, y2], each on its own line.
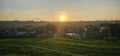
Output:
[103, 37, 118, 42]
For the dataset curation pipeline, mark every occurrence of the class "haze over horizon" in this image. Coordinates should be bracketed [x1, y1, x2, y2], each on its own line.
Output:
[0, 0, 120, 21]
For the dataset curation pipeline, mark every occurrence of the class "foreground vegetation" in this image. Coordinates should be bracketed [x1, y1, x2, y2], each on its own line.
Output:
[0, 37, 120, 56]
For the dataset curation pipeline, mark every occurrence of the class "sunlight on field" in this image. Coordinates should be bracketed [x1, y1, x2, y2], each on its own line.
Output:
[0, 37, 120, 56]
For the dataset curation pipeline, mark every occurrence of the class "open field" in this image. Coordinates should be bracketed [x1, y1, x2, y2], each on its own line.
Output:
[0, 37, 120, 56]
[0, 0, 120, 56]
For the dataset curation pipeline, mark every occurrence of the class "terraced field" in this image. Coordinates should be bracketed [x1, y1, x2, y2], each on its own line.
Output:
[0, 37, 120, 56]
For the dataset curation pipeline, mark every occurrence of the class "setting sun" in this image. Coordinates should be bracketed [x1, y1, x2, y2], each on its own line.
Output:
[60, 15, 67, 22]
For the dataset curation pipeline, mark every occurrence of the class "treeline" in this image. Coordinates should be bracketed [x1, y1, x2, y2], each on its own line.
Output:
[0, 21, 120, 40]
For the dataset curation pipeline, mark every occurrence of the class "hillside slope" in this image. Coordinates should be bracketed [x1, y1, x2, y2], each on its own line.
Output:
[0, 37, 120, 56]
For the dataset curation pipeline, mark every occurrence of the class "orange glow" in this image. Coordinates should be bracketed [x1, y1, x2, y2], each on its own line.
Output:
[60, 15, 68, 22]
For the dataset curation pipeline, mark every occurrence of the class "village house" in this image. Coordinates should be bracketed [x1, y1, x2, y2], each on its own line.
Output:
[83, 25, 94, 38]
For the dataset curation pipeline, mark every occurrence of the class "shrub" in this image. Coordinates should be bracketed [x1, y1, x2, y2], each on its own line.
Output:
[103, 37, 118, 42]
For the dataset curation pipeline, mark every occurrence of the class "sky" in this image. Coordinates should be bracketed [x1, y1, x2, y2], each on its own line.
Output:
[0, 0, 120, 21]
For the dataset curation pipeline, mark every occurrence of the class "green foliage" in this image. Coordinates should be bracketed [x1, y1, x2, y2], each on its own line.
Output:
[103, 37, 118, 42]
[0, 37, 120, 56]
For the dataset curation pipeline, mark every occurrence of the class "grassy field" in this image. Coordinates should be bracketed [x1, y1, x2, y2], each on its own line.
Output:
[0, 37, 120, 56]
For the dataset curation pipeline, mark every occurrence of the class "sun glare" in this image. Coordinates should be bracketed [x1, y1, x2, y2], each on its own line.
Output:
[60, 15, 67, 22]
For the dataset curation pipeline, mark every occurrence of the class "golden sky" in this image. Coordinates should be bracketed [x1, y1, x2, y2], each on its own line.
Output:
[0, 0, 120, 21]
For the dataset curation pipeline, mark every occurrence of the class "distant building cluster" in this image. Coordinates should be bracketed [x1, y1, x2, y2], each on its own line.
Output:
[65, 24, 109, 39]
[0, 21, 120, 39]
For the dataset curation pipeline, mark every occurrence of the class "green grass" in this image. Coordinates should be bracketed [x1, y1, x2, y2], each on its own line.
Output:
[0, 37, 120, 56]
